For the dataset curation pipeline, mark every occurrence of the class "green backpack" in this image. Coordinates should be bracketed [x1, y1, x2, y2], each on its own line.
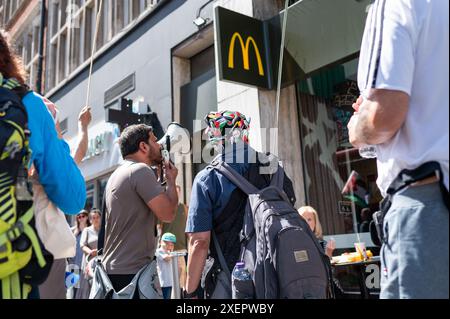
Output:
[0, 75, 53, 299]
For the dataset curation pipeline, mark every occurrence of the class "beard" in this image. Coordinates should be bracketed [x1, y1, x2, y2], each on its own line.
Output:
[148, 147, 163, 166]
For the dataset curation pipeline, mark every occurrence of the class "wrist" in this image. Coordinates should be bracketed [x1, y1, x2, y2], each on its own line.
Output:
[183, 286, 200, 299]
[167, 177, 177, 186]
[78, 124, 88, 132]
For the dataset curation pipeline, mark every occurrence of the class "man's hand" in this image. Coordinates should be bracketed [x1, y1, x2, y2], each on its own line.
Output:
[348, 95, 365, 148]
[78, 106, 92, 131]
[347, 89, 409, 147]
[164, 160, 178, 183]
[347, 113, 365, 148]
[352, 95, 363, 112]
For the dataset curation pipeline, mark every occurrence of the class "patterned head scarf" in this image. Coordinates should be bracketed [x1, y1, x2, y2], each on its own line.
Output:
[204, 110, 250, 144]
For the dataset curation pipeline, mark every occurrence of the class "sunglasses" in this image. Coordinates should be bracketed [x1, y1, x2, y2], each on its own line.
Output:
[77, 215, 88, 219]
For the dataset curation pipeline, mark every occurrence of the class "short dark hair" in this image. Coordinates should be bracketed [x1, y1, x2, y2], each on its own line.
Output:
[118, 124, 153, 158]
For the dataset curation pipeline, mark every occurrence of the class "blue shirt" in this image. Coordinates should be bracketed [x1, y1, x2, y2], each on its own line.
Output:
[23, 92, 86, 214]
[186, 143, 253, 233]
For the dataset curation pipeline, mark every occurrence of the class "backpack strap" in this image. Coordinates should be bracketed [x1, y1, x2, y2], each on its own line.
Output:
[212, 161, 259, 195]
[211, 230, 231, 278]
[269, 161, 285, 189]
[97, 189, 107, 256]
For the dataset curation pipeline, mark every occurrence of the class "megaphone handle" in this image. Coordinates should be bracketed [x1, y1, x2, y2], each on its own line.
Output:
[160, 164, 164, 183]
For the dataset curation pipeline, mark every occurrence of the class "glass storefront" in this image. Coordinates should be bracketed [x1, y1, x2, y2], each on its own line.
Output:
[277, 0, 380, 297]
[296, 59, 382, 237]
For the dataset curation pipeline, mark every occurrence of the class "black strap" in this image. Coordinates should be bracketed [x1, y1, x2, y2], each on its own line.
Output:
[97, 189, 107, 255]
[382, 161, 448, 212]
[212, 161, 259, 195]
[211, 230, 231, 278]
[269, 162, 285, 189]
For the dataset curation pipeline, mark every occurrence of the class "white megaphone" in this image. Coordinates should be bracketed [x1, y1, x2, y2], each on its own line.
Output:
[157, 122, 191, 163]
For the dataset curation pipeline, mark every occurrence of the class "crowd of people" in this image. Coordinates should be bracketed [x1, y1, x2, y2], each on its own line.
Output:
[0, 0, 448, 299]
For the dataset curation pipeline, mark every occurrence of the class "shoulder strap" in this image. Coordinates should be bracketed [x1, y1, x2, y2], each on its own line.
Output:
[97, 190, 107, 255]
[212, 161, 259, 195]
[211, 230, 231, 277]
[269, 161, 285, 189]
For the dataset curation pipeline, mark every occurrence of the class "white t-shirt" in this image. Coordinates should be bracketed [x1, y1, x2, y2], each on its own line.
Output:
[358, 0, 449, 195]
[156, 248, 173, 288]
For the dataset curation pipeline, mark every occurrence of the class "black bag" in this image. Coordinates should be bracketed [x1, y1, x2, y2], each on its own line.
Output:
[213, 160, 333, 299]
[371, 161, 449, 246]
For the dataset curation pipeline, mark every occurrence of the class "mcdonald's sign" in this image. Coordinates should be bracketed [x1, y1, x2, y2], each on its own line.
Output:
[216, 6, 272, 89]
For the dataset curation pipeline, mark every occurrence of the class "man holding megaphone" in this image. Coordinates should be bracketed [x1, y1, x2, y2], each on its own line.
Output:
[100, 124, 178, 296]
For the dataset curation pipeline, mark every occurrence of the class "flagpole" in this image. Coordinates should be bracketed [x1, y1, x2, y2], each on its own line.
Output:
[85, 0, 103, 109]
[345, 150, 361, 243]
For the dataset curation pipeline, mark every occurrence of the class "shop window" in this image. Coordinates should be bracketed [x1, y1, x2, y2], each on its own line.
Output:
[297, 59, 381, 234]
[296, 59, 381, 297]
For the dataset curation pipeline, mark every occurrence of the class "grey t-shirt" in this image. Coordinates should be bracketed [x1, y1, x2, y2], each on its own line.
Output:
[103, 161, 163, 275]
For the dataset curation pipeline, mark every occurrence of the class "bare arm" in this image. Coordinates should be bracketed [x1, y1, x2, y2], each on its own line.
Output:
[80, 229, 97, 256]
[73, 106, 92, 164]
[185, 231, 210, 294]
[147, 161, 178, 222]
[348, 89, 409, 148]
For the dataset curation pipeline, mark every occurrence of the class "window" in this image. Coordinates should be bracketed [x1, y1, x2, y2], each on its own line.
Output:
[14, 19, 41, 90]
[295, 57, 382, 297]
[295, 57, 382, 235]
[46, 0, 161, 92]
[1, 0, 27, 27]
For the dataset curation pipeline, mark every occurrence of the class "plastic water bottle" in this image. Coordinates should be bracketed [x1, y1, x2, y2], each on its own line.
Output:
[359, 145, 377, 158]
[232, 261, 253, 299]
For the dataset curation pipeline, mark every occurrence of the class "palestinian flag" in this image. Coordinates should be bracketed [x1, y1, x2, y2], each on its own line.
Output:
[341, 170, 368, 208]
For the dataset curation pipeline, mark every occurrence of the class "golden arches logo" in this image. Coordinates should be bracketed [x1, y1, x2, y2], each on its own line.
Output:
[228, 32, 264, 76]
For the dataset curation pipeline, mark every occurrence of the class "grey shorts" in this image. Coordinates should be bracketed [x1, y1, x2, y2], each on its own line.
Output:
[380, 182, 449, 299]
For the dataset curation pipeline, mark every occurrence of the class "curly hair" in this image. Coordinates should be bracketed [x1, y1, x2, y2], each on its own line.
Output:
[0, 29, 27, 84]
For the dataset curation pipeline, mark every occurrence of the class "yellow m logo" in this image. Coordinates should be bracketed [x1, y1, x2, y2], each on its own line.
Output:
[228, 32, 265, 76]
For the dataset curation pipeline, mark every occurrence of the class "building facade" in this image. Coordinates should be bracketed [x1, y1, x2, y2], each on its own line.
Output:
[2, 0, 380, 245]
[2, 0, 381, 296]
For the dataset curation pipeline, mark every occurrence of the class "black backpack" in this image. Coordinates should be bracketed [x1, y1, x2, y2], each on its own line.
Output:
[0, 79, 53, 299]
[212, 160, 333, 299]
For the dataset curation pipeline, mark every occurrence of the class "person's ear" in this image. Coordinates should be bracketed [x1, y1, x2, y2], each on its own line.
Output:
[139, 141, 149, 153]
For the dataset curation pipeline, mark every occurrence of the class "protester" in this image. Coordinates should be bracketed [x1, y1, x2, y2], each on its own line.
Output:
[101, 124, 178, 297]
[0, 29, 86, 299]
[348, 0, 449, 298]
[184, 111, 296, 299]
[298, 206, 335, 258]
[76, 209, 101, 299]
[156, 233, 177, 299]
